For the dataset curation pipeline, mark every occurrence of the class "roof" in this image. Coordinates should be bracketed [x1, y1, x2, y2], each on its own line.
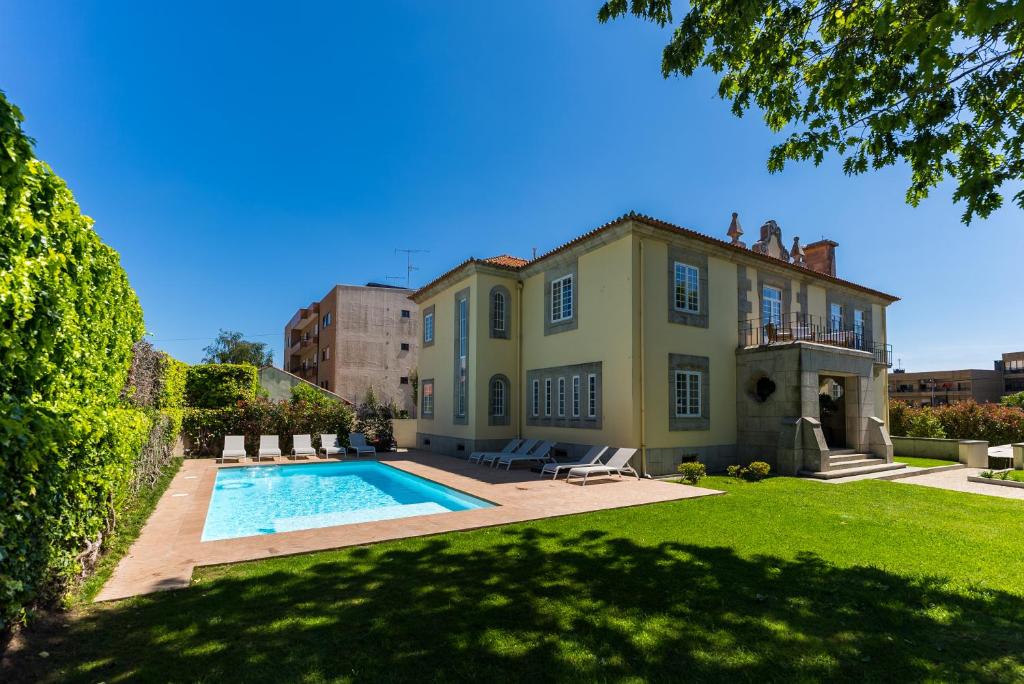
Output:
[411, 212, 899, 302]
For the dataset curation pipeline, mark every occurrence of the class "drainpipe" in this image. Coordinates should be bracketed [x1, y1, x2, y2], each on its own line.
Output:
[517, 280, 524, 439]
[639, 239, 647, 476]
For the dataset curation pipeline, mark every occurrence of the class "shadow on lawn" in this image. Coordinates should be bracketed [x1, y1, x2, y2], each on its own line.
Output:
[13, 528, 1024, 682]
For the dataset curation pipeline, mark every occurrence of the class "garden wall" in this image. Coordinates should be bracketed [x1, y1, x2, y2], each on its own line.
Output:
[392, 418, 417, 448]
[891, 436, 989, 466]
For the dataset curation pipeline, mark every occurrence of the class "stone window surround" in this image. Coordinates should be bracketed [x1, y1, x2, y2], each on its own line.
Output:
[489, 285, 511, 339]
[668, 353, 710, 431]
[452, 288, 469, 425]
[826, 290, 874, 345]
[420, 378, 434, 419]
[667, 245, 709, 328]
[488, 373, 511, 426]
[757, 271, 792, 325]
[527, 361, 602, 429]
[544, 259, 579, 336]
[422, 305, 435, 347]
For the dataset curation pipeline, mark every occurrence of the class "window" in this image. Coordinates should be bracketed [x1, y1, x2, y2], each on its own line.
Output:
[321, 347, 330, 361]
[674, 262, 700, 313]
[400, 376, 409, 385]
[544, 378, 552, 416]
[557, 378, 566, 417]
[830, 303, 843, 332]
[550, 275, 573, 322]
[587, 374, 597, 418]
[674, 371, 701, 418]
[322, 312, 332, 327]
[422, 381, 434, 417]
[456, 298, 468, 417]
[572, 376, 581, 417]
[423, 312, 434, 343]
[762, 286, 782, 326]
[490, 377, 506, 417]
[532, 379, 540, 417]
[400, 342, 410, 351]
[401, 309, 411, 318]
[492, 291, 506, 333]
[853, 309, 864, 345]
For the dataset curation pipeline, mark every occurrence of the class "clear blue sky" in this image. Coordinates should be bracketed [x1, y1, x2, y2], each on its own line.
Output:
[4, 1, 1022, 371]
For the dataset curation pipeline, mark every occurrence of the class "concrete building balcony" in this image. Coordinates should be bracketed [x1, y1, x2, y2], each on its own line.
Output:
[738, 313, 892, 367]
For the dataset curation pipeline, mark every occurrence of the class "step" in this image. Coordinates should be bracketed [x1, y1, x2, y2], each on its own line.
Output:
[829, 457, 886, 471]
[800, 462, 907, 480]
[828, 448, 858, 456]
[829, 452, 873, 464]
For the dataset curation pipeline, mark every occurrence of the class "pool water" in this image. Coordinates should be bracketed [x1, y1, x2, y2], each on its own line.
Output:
[201, 461, 493, 541]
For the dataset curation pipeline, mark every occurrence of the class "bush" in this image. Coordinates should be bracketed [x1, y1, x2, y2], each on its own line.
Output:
[676, 461, 706, 485]
[353, 391, 396, 451]
[1002, 392, 1024, 408]
[889, 400, 1024, 445]
[906, 409, 947, 439]
[185, 364, 258, 408]
[727, 461, 772, 481]
[290, 382, 336, 407]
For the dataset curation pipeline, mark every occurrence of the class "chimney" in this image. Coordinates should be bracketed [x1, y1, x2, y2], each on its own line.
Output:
[804, 239, 838, 277]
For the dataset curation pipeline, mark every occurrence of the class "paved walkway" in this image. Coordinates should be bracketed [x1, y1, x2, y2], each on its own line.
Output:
[96, 451, 721, 602]
[897, 466, 1024, 501]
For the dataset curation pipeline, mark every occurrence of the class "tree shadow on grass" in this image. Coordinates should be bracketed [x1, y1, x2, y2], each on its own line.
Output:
[11, 527, 1024, 682]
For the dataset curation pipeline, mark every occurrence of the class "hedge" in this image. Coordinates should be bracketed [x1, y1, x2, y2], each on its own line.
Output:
[0, 91, 180, 631]
[890, 400, 1024, 445]
[183, 399, 354, 456]
[185, 363, 259, 409]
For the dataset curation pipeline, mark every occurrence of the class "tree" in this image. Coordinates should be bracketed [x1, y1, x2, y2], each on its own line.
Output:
[598, 0, 1024, 224]
[202, 329, 273, 366]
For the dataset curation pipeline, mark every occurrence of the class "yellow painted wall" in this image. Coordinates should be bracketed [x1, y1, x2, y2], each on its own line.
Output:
[806, 283, 827, 320]
[472, 271, 520, 442]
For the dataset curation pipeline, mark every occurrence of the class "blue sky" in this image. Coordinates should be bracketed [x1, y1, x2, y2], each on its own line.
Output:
[4, 1, 1022, 371]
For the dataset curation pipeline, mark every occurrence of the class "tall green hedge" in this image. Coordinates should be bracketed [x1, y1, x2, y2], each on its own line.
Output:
[185, 364, 259, 408]
[0, 91, 149, 629]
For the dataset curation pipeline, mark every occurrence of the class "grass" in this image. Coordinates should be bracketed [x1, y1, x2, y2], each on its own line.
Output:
[980, 469, 1024, 483]
[893, 455, 959, 469]
[72, 458, 183, 605]
[9, 476, 1024, 682]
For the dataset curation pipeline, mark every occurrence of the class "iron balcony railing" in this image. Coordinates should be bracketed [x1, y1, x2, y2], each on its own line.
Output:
[739, 313, 893, 367]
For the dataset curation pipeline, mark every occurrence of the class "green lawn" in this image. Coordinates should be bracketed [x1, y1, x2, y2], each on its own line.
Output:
[981, 470, 1024, 483]
[10, 477, 1024, 683]
[893, 455, 960, 469]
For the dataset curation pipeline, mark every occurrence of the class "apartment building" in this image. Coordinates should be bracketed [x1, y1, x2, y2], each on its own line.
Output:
[410, 212, 899, 477]
[888, 369, 1004, 406]
[284, 283, 419, 413]
[996, 351, 1024, 395]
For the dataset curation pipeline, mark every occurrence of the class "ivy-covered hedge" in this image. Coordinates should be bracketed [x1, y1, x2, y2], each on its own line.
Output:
[182, 399, 354, 456]
[0, 91, 178, 631]
[185, 364, 259, 409]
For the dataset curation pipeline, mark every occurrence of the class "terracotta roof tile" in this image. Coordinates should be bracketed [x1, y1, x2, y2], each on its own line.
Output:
[482, 254, 529, 268]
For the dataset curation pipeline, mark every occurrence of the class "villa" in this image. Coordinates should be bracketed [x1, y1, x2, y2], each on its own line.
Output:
[410, 211, 900, 477]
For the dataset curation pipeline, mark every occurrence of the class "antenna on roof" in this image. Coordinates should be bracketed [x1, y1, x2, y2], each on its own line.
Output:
[532, 247, 537, 259]
[395, 248, 429, 288]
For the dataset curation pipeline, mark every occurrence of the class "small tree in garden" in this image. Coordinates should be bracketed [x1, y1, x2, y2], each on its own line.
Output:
[906, 409, 947, 439]
[354, 388, 395, 450]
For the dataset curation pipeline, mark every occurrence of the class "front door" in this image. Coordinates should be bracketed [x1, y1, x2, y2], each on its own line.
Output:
[819, 376, 846, 448]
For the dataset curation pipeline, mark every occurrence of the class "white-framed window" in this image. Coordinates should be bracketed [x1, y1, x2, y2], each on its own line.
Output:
[544, 378, 552, 416]
[830, 303, 843, 332]
[762, 286, 782, 326]
[492, 290, 506, 333]
[532, 379, 540, 417]
[674, 262, 700, 313]
[674, 370, 701, 418]
[490, 377, 505, 417]
[456, 297, 468, 417]
[557, 378, 566, 417]
[423, 312, 434, 343]
[572, 375, 581, 417]
[422, 381, 434, 416]
[587, 374, 597, 418]
[550, 275, 573, 323]
[853, 308, 864, 345]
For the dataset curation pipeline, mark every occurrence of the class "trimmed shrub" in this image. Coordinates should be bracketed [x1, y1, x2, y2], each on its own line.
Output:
[727, 461, 772, 481]
[905, 409, 947, 439]
[888, 400, 1024, 445]
[354, 393, 396, 451]
[185, 364, 258, 408]
[676, 461, 706, 485]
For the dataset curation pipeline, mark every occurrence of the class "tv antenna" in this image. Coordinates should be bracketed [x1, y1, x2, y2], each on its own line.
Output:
[395, 248, 429, 288]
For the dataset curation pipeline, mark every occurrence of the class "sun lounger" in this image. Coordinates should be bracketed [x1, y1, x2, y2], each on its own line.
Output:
[219, 435, 247, 463]
[540, 445, 608, 479]
[469, 439, 521, 464]
[290, 434, 316, 459]
[565, 447, 639, 485]
[318, 433, 343, 458]
[479, 439, 539, 467]
[496, 441, 556, 470]
[257, 435, 282, 461]
[348, 432, 377, 457]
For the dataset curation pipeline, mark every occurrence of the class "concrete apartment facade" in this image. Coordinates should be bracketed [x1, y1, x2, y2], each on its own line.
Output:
[284, 284, 419, 413]
[409, 212, 899, 477]
[997, 351, 1024, 395]
[889, 351, 1024, 406]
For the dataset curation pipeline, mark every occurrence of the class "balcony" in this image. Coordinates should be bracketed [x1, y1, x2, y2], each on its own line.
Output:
[739, 313, 892, 367]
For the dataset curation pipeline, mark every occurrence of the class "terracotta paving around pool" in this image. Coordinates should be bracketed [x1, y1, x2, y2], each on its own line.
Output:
[96, 450, 722, 601]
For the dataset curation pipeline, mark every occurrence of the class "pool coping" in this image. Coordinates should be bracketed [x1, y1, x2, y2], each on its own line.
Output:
[95, 450, 722, 601]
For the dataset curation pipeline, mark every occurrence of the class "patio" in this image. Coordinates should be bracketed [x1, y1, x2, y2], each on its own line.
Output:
[95, 450, 721, 601]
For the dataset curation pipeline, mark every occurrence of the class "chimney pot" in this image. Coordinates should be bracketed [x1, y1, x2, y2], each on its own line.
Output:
[804, 239, 838, 276]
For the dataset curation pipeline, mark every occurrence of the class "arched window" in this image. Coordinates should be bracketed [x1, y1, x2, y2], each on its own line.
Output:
[488, 374, 510, 425]
[489, 286, 511, 339]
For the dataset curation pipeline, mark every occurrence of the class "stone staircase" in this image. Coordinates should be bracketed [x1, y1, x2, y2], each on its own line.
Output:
[800, 448, 907, 480]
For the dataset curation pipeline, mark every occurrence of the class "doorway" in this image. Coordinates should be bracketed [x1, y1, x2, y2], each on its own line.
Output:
[818, 376, 846, 448]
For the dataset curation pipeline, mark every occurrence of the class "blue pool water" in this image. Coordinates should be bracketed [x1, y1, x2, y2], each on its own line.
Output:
[201, 461, 493, 541]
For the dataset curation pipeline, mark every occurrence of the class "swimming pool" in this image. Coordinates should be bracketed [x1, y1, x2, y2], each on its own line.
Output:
[201, 461, 493, 541]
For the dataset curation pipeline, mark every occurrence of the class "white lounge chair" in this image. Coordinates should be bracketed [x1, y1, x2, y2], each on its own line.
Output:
[348, 432, 377, 457]
[257, 435, 282, 461]
[540, 445, 608, 479]
[219, 435, 247, 463]
[468, 439, 521, 464]
[565, 447, 639, 485]
[479, 439, 539, 467]
[290, 434, 315, 459]
[496, 441, 556, 471]
[318, 433, 343, 458]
